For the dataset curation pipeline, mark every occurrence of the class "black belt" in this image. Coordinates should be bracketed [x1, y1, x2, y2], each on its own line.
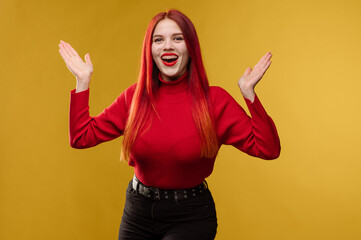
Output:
[132, 175, 208, 201]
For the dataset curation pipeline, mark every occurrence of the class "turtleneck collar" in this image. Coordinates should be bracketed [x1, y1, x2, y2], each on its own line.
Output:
[158, 72, 189, 94]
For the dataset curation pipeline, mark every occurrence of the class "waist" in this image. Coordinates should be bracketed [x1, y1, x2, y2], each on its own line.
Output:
[132, 175, 208, 201]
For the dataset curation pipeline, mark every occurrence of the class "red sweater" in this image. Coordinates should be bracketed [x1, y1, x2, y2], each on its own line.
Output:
[69, 74, 280, 189]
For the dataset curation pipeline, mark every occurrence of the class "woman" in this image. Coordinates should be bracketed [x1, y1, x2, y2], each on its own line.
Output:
[59, 9, 280, 240]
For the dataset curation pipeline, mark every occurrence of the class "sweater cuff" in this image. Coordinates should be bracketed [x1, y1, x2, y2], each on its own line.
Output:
[70, 88, 89, 110]
[244, 94, 268, 118]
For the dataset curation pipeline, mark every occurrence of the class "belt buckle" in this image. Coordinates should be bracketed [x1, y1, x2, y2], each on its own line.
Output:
[154, 188, 160, 200]
[138, 185, 148, 197]
[149, 187, 160, 200]
[132, 175, 139, 191]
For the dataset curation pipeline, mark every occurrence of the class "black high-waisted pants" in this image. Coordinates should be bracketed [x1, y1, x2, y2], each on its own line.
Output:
[118, 180, 218, 240]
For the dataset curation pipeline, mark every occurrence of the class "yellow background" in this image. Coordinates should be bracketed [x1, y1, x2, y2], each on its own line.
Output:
[1, 0, 361, 239]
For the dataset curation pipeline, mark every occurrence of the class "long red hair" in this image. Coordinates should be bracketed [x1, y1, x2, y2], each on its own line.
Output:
[121, 10, 219, 161]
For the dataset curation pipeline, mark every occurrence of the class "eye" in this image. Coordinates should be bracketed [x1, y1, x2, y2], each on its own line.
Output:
[174, 36, 184, 41]
[153, 38, 163, 43]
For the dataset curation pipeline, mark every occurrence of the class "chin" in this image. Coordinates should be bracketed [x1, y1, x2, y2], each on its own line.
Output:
[161, 70, 179, 78]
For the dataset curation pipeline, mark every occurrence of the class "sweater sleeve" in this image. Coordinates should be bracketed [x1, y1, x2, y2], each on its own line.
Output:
[211, 87, 281, 160]
[69, 84, 136, 148]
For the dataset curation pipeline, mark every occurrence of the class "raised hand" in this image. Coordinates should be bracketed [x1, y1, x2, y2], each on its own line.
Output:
[58, 40, 93, 92]
[238, 52, 272, 102]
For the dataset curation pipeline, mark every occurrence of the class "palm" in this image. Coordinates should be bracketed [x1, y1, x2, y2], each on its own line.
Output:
[59, 41, 93, 80]
[238, 52, 272, 92]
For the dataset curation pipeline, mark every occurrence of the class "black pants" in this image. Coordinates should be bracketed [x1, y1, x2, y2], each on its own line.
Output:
[118, 180, 218, 240]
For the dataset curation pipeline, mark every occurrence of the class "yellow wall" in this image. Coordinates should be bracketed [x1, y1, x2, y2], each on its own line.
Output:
[1, 0, 360, 239]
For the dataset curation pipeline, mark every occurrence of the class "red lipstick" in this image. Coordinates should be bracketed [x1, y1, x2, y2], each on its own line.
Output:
[161, 53, 178, 66]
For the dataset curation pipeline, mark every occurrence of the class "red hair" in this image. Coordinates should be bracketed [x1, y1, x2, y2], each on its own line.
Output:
[121, 10, 219, 161]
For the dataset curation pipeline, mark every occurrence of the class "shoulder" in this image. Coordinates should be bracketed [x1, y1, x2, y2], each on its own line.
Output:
[123, 83, 137, 99]
[209, 85, 236, 103]
[209, 85, 229, 95]
[123, 83, 137, 95]
[121, 82, 137, 97]
[113, 83, 137, 109]
[209, 85, 246, 114]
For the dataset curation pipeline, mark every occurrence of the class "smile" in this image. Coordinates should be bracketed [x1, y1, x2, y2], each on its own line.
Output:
[161, 53, 178, 66]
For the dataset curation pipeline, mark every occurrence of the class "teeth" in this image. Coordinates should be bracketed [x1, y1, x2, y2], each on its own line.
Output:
[161, 55, 178, 60]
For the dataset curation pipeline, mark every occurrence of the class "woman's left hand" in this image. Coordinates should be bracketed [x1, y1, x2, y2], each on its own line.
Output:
[238, 52, 272, 102]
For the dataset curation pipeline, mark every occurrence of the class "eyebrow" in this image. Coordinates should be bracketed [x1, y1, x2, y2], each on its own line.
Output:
[152, 33, 183, 38]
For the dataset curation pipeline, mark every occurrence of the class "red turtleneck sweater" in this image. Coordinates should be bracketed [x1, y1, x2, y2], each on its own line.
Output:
[69, 74, 280, 189]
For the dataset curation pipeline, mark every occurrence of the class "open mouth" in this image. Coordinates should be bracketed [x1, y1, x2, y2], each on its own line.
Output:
[161, 53, 178, 66]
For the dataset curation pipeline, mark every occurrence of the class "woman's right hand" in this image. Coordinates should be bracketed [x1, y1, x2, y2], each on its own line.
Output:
[59, 40, 93, 92]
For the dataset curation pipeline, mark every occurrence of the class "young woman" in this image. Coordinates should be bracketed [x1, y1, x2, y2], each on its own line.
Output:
[59, 9, 280, 240]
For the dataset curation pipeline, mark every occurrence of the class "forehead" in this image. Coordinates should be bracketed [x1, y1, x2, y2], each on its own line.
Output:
[153, 19, 182, 35]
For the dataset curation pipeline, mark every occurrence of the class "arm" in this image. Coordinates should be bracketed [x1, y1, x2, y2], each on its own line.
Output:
[69, 86, 135, 148]
[58, 40, 133, 148]
[242, 94, 280, 159]
[213, 52, 280, 159]
[238, 52, 272, 103]
[213, 88, 280, 160]
[58, 40, 93, 93]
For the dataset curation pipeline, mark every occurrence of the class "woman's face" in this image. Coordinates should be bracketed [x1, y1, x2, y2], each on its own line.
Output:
[151, 18, 189, 82]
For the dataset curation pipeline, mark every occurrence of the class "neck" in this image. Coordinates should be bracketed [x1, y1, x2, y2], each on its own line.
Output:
[158, 71, 188, 84]
[158, 71, 188, 95]
[160, 70, 187, 82]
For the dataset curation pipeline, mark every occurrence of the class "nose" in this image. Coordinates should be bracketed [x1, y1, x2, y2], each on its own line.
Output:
[163, 39, 174, 51]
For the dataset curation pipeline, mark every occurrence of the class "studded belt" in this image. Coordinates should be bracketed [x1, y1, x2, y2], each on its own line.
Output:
[132, 175, 208, 201]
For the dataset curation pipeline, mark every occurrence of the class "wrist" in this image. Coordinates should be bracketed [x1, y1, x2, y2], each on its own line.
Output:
[240, 88, 255, 103]
[75, 75, 91, 93]
[75, 81, 90, 93]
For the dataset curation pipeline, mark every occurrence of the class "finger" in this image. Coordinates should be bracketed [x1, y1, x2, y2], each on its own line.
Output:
[259, 52, 272, 66]
[59, 49, 73, 68]
[263, 52, 272, 64]
[259, 61, 272, 76]
[257, 53, 272, 69]
[59, 42, 70, 58]
[65, 42, 79, 57]
[243, 67, 252, 76]
[254, 56, 265, 69]
[59, 42, 74, 59]
[59, 50, 74, 71]
[253, 61, 271, 78]
[85, 53, 92, 65]
[264, 60, 272, 72]
[59, 47, 71, 62]
[58, 48, 66, 61]
[63, 41, 79, 57]
[59, 41, 71, 55]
